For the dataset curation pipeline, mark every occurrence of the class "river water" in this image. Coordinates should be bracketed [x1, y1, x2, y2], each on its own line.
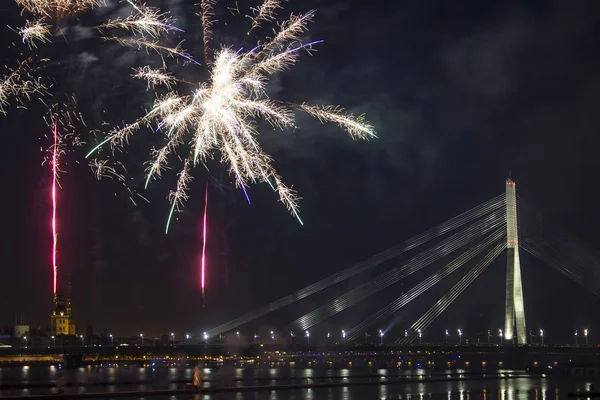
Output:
[0, 363, 596, 399]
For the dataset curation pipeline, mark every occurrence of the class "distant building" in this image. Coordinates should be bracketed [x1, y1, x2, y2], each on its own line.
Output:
[50, 282, 76, 336]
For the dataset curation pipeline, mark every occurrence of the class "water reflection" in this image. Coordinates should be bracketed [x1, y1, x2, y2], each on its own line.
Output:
[0, 365, 595, 400]
[379, 383, 387, 399]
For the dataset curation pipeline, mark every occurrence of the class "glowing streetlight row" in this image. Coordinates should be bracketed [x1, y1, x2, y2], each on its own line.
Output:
[170, 327, 592, 346]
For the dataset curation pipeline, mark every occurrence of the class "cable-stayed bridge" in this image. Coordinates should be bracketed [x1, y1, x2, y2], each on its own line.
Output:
[206, 180, 600, 345]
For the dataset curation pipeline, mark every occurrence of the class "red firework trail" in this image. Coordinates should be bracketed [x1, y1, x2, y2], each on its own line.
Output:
[52, 124, 58, 295]
[201, 183, 208, 302]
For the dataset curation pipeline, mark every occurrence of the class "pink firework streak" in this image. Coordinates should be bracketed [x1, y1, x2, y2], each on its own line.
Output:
[52, 124, 58, 295]
[201, 183, 208, 301]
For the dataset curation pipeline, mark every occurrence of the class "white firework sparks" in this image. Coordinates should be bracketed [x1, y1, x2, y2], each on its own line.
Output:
[19, 20, 52, 48]
[165, 159, 193, 233]
[248, 0, 281, 33]
[97, 3, 182, 39]
[7, 0, 191, 120]
[0, 59, 45, 115]
[133, 67, 177, 89]
[87, 0, 376, 230]
[15, 0, 104, 18]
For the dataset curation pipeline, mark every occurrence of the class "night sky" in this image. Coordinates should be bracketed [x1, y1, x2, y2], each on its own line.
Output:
[1, 0, 600, 343]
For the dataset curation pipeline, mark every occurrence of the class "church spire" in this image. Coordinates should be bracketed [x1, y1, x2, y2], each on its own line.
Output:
[66, 281, 72, 316]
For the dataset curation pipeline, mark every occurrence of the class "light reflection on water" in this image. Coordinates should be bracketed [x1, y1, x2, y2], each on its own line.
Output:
[0, 366, 597, 399]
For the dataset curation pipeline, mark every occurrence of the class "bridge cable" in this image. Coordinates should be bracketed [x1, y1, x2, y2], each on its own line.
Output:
[518, 221, 600, 296]
[346, 228, 505, 340]
[205, 195, 506, 337]
[517, 198, 600, 293]
[396, 240, 506, 344]
[518, 196, 600, 271]
[286, 210, 506, 332]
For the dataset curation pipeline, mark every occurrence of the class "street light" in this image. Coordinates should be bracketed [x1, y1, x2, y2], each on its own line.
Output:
[327, 331, 331, 340]
[203, 332, 208, 342]
[540, 329, 544, 346]
[585, 328, 589, 346]
[51, 336, 56, 347]
[80, 335, 84, 346]
[341, 330, 346, 343]
[445, 329, 449, 344]
[236, 332, 240, 344]
[405, 330, 408, 338]
[379, 329, 384, 345]
[109, 334, 113, 346]
[171, 332, 175, 345]
[499, 329, 503, 345]
[418, 329, 422, 345]
[253, 334, 257, 343]
[271, 331, 275, 343]
[305, 330, 310, 344]
[575, 330, 579, 346]
[23, 336, 27, 347]
[487, 329, 491, 344]
[140, 333, 144, 346]
[458, 329, 462, 345]
[290, 331, 294, 344]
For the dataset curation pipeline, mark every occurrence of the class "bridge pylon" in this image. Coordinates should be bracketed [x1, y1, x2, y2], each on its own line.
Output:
[505, 179, 527, 345]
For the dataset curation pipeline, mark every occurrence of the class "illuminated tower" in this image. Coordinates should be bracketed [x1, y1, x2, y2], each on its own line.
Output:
[66, 281, 72, 316]
[66, 281, 76, 335]
[505, 179, 527, 344]
[50, 282, 76, 336]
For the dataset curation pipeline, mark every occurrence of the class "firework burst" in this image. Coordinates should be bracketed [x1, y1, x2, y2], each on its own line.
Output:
[0, 58, 45, 115]
[4, 0, 190, 116]
[15, 0, 104, 19]
[88, 0, 376, 231]
[18, 20, 52, 48]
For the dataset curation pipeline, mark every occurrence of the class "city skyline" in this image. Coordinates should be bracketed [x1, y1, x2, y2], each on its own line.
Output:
[2, 0, 600, 338]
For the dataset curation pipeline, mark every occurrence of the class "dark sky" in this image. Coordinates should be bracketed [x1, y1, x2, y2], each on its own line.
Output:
[1, 0, 600, 343]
